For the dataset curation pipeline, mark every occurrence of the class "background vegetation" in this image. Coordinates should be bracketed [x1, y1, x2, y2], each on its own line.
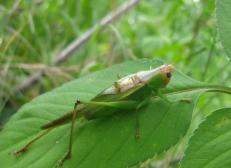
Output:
[0, 0, 230, 167]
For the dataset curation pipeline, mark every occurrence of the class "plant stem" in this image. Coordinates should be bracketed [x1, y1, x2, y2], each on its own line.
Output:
[162, 84, 231, 96]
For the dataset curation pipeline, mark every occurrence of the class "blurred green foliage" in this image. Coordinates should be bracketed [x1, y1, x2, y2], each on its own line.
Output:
[0, 0, 230, 167]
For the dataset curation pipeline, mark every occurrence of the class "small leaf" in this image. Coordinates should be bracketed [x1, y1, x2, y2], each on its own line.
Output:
[180, 108, 231, 168]
[217, 0, 231, 59]
[0, 59, 197, 168]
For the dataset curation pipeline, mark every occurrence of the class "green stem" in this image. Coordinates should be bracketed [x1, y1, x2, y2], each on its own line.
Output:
[162, 84, 231, 96]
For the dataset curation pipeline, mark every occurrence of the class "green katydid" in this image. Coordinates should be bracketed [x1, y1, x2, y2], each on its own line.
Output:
[14, 64, 176, 166]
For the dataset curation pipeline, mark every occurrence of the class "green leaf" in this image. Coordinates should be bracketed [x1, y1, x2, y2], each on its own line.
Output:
[0, 59, 211, 168]
[180, 108, 231, 168]
[217, 0, 231, 59]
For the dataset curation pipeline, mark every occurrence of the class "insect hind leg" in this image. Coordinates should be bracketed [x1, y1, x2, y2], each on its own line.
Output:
[14, 127, 53, 156]
[57, 100, 80, 166]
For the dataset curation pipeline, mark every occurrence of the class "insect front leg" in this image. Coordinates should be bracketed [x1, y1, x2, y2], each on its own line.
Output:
[134, 99, 150, 140]
[135, 108, 140, 139]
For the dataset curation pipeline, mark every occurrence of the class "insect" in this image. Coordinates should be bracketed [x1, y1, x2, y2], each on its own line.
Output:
[14, 64, 174, 166]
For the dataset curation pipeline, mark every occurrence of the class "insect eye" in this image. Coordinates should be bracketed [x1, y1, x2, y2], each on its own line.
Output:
[166, 72, 171, 78]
